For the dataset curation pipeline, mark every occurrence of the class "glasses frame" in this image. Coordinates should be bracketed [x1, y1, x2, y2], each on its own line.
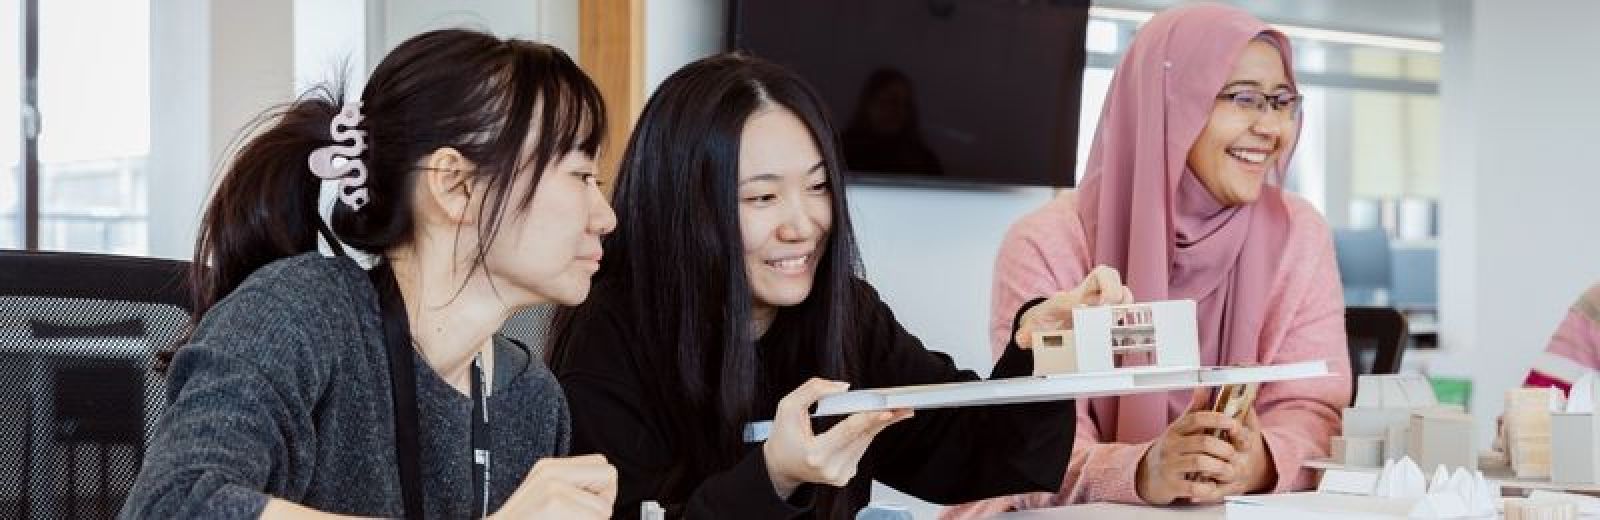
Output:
[1216, 89, 1304, 120]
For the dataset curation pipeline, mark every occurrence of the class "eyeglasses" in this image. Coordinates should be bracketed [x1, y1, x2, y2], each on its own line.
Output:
[1216, 89, 1303, 120]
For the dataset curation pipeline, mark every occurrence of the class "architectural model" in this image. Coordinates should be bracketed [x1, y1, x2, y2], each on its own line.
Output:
[739, 299, 1332, 441]
[1031, 299, 1200, 376]
[1504, 387, 1561, 479]
[1333, 374, 1476, 471]
[1551, 374, 1599, 485]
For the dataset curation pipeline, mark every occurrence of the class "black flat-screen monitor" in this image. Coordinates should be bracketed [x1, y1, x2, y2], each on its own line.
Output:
[729, 0, 1089, 188]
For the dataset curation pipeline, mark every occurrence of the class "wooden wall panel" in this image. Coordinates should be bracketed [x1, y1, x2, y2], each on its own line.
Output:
[579, 0, 644, 192]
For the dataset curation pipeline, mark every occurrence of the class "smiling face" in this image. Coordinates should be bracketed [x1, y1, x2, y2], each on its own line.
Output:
[1186, 39, 1297, 206]
[737, 106, 833, 317]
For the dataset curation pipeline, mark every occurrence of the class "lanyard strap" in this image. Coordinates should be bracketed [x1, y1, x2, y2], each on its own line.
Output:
[373, 266, 494, 519]
[375, 267, 427, 519]
[470, 353, 492, 518]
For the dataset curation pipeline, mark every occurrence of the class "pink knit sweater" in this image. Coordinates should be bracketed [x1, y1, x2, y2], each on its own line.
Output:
[946, 191, 1351, 514]
[1523, 282, 1600, 394]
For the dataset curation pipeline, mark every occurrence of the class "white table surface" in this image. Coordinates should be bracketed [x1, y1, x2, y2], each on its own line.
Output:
[991, 502, 1224, 519]
[1305, 458, 1600, 494]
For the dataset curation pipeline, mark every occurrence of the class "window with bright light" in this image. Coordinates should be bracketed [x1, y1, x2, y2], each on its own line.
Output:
[1, 0, 19, 249]
[34, 0, 150, 254]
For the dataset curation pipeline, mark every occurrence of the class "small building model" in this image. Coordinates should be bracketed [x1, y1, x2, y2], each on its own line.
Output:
[1032, 300, 1199, 376]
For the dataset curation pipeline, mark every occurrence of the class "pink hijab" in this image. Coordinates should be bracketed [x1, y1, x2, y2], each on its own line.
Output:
[1077, 4, 1300, 442]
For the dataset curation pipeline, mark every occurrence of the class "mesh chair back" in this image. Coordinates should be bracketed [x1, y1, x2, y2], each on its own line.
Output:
[498, 304, 558, 360]
[0, 251, 560, 518]
[0, 251, 190, 519]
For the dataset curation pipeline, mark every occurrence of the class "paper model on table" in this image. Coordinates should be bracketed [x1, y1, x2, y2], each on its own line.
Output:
[1030, 299, 1199, 376]
[734, 299, 1326, 440]
[1504, 387, 1563, 479]
[1369, 456, 1498, 519]
[1354, 373, 1439, 409]
[1409, 410, 1478, 472]
[1372, 456, 1427, 499]
[1550, 372, 1600, 485]
[1503, 497, 1578, 520]
[1335, 374, 1476, 471]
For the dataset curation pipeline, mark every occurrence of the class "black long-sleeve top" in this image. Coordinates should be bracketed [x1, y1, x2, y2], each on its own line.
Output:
[553, 282, 1071, 519]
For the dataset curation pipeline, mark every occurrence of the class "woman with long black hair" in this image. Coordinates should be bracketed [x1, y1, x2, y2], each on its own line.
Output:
[547, 54, 1081, 519]
[124, 30, 619, 519]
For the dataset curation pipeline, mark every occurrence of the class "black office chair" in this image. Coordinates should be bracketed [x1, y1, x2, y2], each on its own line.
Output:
[0, 250, 190, 519]
[0, 251, 561, 518]
[1345, 306, 1409, 404]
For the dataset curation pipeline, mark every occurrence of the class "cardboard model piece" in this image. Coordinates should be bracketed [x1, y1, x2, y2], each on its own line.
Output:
[1504, 387, 1562, 479]
[1334, 374, 1475, 470]
[1550, 373, 1600, 485]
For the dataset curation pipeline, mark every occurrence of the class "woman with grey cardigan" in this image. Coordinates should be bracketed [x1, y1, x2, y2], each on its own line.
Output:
[122, 29, 619, 519]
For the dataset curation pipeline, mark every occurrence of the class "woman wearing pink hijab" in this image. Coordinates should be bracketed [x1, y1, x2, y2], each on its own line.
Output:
[948, 3, 1351, 514]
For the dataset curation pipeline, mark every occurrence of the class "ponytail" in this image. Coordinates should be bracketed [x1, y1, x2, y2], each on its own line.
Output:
[158, 86, 343, 370]
[162, 29, 605, 370]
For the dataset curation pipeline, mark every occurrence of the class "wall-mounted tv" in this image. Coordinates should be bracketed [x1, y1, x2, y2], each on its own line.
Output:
[729, 0, 1090, 188]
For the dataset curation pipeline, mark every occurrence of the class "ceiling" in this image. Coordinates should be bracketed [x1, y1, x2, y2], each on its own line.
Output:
[1092, 0, 1443, 40]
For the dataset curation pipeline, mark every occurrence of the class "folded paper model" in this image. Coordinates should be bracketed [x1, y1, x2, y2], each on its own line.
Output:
[1226, 456, 1501, 519]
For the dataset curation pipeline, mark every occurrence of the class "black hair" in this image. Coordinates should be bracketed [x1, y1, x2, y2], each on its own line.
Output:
[548, 53, 864, 517]
[166, 29, 604, 368]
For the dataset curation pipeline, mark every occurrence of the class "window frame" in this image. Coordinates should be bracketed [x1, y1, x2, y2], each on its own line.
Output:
[14, 0, 41, 249]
